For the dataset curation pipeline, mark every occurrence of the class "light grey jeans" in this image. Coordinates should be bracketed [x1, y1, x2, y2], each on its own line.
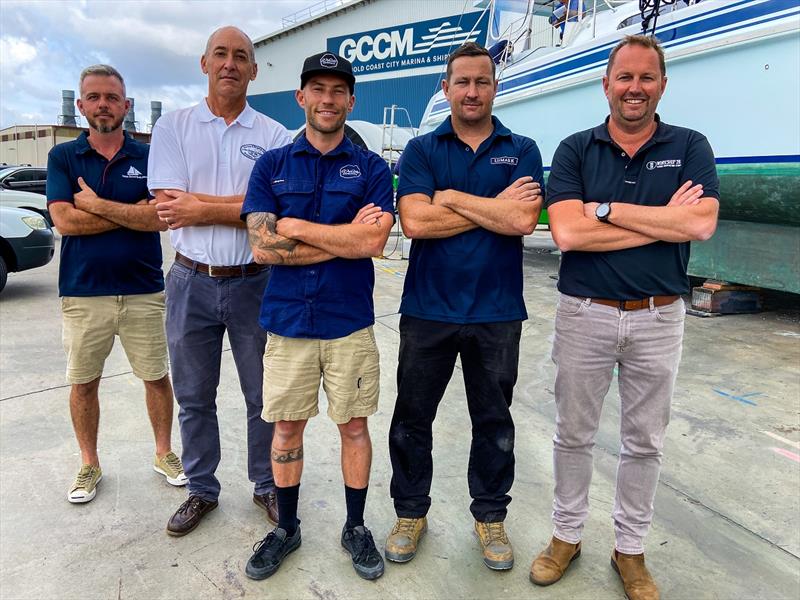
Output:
[550, 293, 685, 554]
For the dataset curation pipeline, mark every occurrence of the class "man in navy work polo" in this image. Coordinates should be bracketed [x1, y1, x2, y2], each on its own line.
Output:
[385, 42, 544, 571]
[47, 64, 186, 505]
[529, 36, 719, 600]
[148, 26, 291, 536]
[241, 52, 393, 582]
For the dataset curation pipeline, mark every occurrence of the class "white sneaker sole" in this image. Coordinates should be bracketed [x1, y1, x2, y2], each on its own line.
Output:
[68, 474, 102, 503]
[153, 465, 188, 486]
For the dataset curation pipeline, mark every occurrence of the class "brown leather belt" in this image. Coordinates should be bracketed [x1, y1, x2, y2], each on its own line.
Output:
[591, 295, 680, 311]
[174, 252, 267, 278]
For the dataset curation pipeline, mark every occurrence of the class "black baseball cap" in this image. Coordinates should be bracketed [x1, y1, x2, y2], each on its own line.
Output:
[300, 52, 355, 93]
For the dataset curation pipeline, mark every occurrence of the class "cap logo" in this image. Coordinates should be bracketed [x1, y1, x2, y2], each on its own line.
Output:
[320, 53, 339, 68]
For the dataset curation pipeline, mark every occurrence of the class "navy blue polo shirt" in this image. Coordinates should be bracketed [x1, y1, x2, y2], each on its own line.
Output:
[546, 116, 719, 299]
[397, 116, 544, 323]
[242, 134, 393, 339]
[47, 132, 163, 297]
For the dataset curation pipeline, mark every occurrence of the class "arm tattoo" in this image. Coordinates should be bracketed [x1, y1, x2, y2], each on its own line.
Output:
[246, 212, 299, 264]
[271, 445, 304, 463]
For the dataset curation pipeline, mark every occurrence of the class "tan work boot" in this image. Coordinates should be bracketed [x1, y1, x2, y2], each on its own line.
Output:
[529, 536, 581, 585]
[611, 549, 660, 600]
[474, 521, 514, 570]
[384, 517, 427, 563]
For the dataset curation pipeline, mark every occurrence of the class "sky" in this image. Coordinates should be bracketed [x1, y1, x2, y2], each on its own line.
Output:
[0, 0, 322, 130]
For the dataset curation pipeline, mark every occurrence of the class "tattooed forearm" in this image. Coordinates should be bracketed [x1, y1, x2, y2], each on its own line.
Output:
[247, 212, 299, 264]
[271, 446, 304, 463]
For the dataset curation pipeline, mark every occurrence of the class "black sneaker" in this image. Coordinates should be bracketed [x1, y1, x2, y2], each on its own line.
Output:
[245, 527, 301, 580]
[341, 524, 385, 580]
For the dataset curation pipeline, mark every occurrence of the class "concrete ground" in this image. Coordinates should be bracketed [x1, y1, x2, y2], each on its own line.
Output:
[1, 230, 799, 600]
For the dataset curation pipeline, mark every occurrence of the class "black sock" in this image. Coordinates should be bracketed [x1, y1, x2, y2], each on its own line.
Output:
[345, 485, 368, 528]
[276, 484, 300, 535]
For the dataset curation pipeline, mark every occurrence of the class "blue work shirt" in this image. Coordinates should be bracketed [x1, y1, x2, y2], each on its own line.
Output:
[46, 131, 163, 297]
[242, 134, 394, 340]
[397, 116, 544, 324]
[546, 116, 720, 298]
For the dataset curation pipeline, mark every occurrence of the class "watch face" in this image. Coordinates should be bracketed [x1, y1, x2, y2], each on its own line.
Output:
[596, 203, 611, 219]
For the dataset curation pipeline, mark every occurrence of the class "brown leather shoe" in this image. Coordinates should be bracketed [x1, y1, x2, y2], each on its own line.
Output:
[253, 491, 278, 525]
[529, 537, 581, 586]
[611, 549, 660, 600]
[166, 495, 218, 537]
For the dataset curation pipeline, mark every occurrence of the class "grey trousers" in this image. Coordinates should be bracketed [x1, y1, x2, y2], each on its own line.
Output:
[165, 261, 274, 501]
[550, 293, 685, 554]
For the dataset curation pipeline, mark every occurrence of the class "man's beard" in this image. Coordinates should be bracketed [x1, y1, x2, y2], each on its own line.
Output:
[87, 113, 124, 134]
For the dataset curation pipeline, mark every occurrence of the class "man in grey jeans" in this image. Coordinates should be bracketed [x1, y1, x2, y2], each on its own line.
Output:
[148, 26, 291, 536]
[529, 35, 719, 600]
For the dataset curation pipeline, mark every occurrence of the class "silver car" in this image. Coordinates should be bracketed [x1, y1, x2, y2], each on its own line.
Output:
[0, 187, 52, 226]
[0, 206, 55, 293]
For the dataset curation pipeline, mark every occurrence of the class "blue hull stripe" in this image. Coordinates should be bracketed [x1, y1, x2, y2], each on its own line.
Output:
[430, 0, 798, 114]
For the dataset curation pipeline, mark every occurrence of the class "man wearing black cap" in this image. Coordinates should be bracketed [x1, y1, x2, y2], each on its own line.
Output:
[241, 52, 394, 581]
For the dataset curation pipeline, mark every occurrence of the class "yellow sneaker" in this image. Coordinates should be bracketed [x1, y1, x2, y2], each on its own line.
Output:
[475, 521, 514, 570]
[68, 464, 102, 504]
[384, 517, 427, 563]
[153, 451, 188, 486]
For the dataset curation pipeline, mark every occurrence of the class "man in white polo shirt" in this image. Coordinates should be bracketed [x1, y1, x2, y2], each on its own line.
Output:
[147, 25, 291, 536]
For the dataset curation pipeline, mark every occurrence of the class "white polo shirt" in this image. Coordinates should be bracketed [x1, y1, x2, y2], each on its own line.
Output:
[148, 100, 291, 266]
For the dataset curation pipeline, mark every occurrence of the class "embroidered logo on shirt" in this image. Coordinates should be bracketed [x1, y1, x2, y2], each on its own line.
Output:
[122, 166, 146, 179]
[490, 156, 518, 166]
[340, 165, 362, 179]
[646, 159, 682, 170]
[240, 144, 266, 161]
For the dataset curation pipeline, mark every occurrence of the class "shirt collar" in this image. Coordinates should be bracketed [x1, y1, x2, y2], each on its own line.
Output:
[433, 115, 512, 140]
[592, 114, 674, 144]
[74, 130, 144, 158]
[289, 132, 355, 158]
[196, 99, 257, 128]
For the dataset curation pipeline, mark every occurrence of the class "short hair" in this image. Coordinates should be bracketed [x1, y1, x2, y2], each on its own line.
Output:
[79, 64, 126, 96]
[445, 42, 495, 81]
[205, 26, 256, 63]
[606, 35, 666, 77]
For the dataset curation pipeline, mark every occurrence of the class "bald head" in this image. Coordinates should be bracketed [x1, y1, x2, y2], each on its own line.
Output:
[205, 26, 255, 63]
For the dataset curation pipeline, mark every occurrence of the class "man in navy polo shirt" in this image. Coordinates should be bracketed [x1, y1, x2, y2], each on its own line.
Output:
[385, 42, 543, 571]
[47, 64, 185, 504]
[529, 36, 719, 600]
[241, 52, 394, 581]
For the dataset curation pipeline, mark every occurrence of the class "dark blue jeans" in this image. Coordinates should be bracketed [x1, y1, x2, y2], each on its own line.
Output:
[389, 315, 521, 523]
[165, 261, 274, 501]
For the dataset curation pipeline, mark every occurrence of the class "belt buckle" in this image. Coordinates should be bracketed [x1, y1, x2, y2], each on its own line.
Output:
[208, 265, 222, 278]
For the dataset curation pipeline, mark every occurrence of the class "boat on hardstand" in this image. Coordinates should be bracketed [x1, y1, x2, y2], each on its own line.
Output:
[418, 0, 800, 293]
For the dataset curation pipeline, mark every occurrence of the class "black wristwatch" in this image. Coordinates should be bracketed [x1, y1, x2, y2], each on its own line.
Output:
[595, 202, 612, 222]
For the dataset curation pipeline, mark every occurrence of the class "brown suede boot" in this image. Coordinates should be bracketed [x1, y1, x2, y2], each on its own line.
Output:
[529, 537, 581, 586]
[611, 549, 660, 600]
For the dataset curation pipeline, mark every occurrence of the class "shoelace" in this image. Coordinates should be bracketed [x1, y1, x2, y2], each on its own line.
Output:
[163, 453, 183, 472]
[484, 522, 509, 544]
[252, 530, 281, 554]
[347, 529, 378, 563]
[75, 467, 96, 488]
[392, 518, 419, 536]
[177, 496, 205, 515]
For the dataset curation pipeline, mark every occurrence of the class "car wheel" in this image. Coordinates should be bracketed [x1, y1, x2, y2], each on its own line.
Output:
[0, 255, 7, 294]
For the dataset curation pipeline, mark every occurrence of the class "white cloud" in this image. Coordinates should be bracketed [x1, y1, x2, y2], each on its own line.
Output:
[0, 0, 318, 129]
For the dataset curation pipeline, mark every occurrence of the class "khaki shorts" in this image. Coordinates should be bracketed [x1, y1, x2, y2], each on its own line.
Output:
[262, 326, 380, 424]
[61, 292, 169, 384]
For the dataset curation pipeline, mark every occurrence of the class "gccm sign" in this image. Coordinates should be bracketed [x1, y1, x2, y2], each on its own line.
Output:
[328, 12, 486, 76]
[339, 30, 415, 63]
